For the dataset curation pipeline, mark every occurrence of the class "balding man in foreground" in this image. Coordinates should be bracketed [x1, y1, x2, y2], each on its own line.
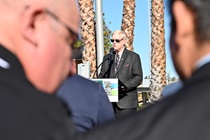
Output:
[0, 0, 79, 139]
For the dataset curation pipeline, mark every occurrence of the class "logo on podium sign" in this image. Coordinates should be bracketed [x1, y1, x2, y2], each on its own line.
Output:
[91, 78, 118, 102]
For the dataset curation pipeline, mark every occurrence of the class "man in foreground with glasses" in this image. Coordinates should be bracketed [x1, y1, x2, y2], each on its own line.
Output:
[0, 0, 80, 139]
[99, 30, 143, 118]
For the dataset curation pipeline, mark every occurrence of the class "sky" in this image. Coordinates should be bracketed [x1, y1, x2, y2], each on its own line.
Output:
[94, 0, 178, 78]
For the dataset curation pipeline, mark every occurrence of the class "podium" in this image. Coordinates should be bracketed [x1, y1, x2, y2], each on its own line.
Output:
[91, 78, 119, 102]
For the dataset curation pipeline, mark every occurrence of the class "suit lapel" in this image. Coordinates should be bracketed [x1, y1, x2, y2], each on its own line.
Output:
[109, 55, 116, 78]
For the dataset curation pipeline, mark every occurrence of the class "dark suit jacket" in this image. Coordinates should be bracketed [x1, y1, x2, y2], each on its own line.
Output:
[122, 62, 210, 140]
[2, 44, 210, 140]
[0, 45, 77, 140]
[138, 62, 210, 140]
[80, 62, 210, 140]
[57, 74, 115, 132]
[99, 48, 143, 108]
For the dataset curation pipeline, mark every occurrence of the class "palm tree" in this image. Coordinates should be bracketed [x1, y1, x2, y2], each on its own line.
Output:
[149, 0, 166, 102]
[77, 0, 96, 78]
[121, 0, 136, 51]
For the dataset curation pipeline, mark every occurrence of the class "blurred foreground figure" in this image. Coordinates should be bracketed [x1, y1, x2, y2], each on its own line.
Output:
[57, 74, 115, 132]
[161, 81, 183, 98]
[0, 0, 80, 139]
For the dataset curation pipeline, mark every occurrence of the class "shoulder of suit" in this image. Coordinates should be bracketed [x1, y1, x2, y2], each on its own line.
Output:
[126, 49, 139, 56]
[67, 75, 98, 86]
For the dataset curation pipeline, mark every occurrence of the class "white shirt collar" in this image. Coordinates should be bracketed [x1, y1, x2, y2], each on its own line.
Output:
[0, 57, 10, 69]
[117, 47, 125, 58]
[196, 53, 210, 69]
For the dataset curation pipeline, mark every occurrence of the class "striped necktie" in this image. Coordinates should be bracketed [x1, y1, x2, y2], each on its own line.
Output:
[115, 53, 120, 73]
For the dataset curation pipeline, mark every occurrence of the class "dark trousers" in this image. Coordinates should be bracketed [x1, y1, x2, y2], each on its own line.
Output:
[112, 103, 137, 119]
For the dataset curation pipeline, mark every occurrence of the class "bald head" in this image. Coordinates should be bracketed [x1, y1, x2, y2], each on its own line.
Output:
[0, 0, 79, 93]
[0, 0, 79, 46]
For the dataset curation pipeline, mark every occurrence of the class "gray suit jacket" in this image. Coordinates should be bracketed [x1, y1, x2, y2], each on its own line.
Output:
[99, 48, 143, 108]
[57, 75, 115, 132]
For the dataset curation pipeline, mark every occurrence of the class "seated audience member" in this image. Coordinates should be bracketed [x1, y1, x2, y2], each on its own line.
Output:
[57, 74, 115, 132]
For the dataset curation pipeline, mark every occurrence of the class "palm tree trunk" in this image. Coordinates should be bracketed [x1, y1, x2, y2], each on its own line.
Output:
[121, 0, 136, 51]
[149, 0, 166, 102]
[78, 0, 96, 78]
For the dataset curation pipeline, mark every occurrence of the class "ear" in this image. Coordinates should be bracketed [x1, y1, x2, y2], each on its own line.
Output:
[173, 1, 194, 42]
[122, 38, 126, 45]
[69, 60, 76, 76]
[20, 6, 45, 46]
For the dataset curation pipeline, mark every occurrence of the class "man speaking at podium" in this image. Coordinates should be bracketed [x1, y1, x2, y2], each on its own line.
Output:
[99, 30, 143, 118]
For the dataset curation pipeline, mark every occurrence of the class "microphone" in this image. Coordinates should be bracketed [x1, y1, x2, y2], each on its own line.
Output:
[107, 48, 116, 61]
[93, 48, 116, 78]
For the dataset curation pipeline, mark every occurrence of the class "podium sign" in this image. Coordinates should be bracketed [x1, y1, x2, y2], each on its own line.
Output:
[91, 78, 118, 102]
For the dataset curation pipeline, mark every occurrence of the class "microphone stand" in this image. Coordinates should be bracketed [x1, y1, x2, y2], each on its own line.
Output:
[93, 48, 115, 78]
[93, 56, 110, 78]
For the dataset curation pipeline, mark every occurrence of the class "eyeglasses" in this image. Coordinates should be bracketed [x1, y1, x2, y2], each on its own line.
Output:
[110, 39, 123, 43]
[45, 10, 79, 47]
